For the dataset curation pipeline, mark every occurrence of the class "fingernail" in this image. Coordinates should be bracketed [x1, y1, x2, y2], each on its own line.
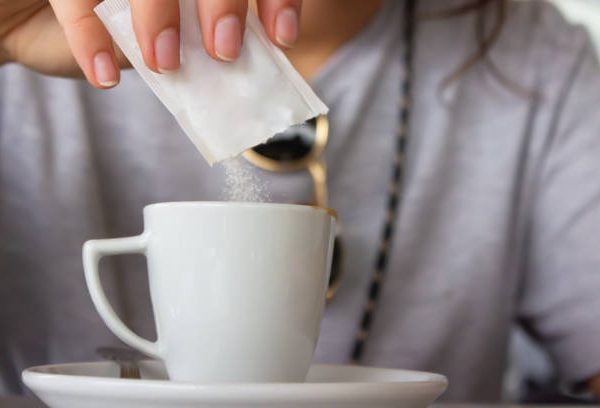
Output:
[214, 14, 242, 61]
[275, 7, 298, 48]
[94, 51, 118, 88]
[155, 28, 180, 73]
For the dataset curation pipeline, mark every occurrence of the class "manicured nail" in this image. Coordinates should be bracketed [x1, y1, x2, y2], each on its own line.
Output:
[275, 7, 298, 48]
[94, 51, 118, 88]
[214, 14, 242, 61]
[155, 28, 180, 73]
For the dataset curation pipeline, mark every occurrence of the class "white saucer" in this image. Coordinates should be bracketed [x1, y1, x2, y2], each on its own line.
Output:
[23, 361, 447, 408]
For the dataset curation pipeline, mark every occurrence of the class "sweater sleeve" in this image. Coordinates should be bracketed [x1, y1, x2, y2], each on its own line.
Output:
[518, 24, 600, 385]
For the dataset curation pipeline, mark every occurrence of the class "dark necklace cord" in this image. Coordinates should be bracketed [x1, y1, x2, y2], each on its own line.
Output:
[350, 0, 417, 363]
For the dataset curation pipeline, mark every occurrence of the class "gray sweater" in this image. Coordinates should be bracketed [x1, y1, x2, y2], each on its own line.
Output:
[0, 0, 599, 401]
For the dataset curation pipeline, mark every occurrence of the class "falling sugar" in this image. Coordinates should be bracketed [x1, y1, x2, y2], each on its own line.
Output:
[221, 157, 270, 202]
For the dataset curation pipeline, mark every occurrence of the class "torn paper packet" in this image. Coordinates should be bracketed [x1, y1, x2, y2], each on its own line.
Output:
[95, 0, 328, 165]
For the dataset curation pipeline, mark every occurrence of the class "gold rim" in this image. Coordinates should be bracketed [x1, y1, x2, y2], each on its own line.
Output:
[310, 205, 337, 219]
[325, 223, 345, 303]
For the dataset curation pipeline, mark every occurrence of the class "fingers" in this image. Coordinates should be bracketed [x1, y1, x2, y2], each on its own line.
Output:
[257, 0, 302, 49]
[49, 0, 119, 88]
[50, 0, 299, 87]
[130, 0, 180, 73]
[196, 0, 248, 62]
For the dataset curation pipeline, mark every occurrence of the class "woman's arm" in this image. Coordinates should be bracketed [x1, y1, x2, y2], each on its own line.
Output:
[516, 9, 600, 396]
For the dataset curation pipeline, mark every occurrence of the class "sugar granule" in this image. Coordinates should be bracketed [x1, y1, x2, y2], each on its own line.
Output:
[221, 157, 270, 202]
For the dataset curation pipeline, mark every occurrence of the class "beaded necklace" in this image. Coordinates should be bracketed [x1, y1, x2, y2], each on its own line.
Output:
[350, 0, 417, 363]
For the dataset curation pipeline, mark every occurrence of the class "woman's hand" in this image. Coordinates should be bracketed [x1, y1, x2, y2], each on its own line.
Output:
[0, 0, 301, 88]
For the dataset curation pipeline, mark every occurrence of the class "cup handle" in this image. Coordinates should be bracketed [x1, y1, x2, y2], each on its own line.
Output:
[83, 234, 161, 359]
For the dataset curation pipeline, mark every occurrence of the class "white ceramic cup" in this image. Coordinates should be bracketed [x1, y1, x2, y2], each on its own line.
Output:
[83, 202, 336, 383]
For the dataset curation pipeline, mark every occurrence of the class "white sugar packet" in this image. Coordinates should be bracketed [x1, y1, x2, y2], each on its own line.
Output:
[95, 0, 328, 165]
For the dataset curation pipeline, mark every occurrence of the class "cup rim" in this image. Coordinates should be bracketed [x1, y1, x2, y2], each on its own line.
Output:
[144, 201, 337, 218]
